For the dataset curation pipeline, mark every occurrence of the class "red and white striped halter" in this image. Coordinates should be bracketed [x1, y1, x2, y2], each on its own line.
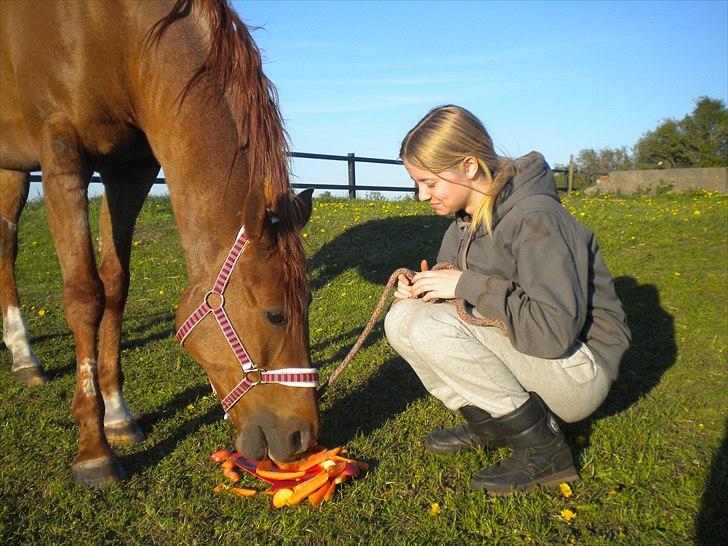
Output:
[176, 226, 318, 413]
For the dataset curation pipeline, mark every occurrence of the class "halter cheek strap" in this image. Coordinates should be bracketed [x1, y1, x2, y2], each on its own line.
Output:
[175, 226, 318, 413]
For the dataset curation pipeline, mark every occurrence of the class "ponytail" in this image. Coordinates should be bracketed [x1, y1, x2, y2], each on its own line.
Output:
[470, 157, 517, 235]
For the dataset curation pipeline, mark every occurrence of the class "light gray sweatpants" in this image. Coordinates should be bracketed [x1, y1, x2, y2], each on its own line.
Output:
[384, 298, 611, 423]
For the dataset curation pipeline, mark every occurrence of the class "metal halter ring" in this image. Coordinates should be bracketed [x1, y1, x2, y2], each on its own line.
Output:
[203, 290, 225, 309]
[244, 367, 263, 385]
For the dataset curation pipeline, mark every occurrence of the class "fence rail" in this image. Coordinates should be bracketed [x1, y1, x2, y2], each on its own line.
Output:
[28, 151, 573, 197]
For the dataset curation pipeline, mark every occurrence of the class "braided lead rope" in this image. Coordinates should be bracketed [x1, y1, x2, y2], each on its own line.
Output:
[318, 263, 508, 397]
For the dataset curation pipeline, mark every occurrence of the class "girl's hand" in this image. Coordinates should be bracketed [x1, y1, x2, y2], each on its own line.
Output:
[394, 273, 413, 299]
[411, 269, 462, 302]
[394, 260, 430, 300]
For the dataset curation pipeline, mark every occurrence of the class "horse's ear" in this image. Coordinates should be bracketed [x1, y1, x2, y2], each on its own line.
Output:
[242, 191, 267, 243]
[292, 188, 314, 228]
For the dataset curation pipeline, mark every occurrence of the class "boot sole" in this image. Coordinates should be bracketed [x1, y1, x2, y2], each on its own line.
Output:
[475, 466, 581, 496]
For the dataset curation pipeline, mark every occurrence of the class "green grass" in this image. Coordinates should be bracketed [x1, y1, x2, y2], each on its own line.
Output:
[1, 192, 726, 545]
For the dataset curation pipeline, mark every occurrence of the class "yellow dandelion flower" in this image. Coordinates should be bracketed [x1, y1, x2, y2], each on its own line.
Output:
[559, 482, 573, 498]
[38, 308, 46, 317]
[159, 290, 165, 295]
[186, 404, 194, 411]
[693, 210, 701, 216]
[429, 503, 441, 516]
[559, 508, 576, 522]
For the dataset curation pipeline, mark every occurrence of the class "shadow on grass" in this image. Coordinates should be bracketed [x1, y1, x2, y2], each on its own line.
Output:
[310, 215, 449, 445]
[27, 311, 177, 381]
[309, 214, 451, 289]
[696, 417, 728, 545]
[571, 276, 677, 455]
[122, 383, 221, 474]
[598, 276, 677, 418]
[320, 357, 428, 447]
[311, 325, 387, 371]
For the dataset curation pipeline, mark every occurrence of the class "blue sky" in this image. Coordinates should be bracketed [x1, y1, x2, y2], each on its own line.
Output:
[226, 0, 727, 195]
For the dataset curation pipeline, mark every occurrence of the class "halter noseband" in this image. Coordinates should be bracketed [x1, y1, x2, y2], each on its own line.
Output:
[175, 226, 318, 413]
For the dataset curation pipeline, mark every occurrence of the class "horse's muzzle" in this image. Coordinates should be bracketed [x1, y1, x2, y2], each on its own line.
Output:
[235, 413, 316, 462]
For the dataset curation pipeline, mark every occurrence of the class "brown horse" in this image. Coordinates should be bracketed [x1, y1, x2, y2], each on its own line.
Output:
[0, 0, 320, 486]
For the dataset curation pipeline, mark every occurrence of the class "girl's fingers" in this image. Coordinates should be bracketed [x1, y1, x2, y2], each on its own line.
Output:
[420, 259, 429, 272]
[395, 284, 412, 299]
[398, 273, 411, 286]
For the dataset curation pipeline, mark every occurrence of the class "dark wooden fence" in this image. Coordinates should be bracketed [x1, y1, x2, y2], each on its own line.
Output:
[28, 151, 573, 197]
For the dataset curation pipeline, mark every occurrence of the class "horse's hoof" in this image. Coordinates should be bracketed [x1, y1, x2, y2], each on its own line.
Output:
[71, 457, 126, 487]
[12, 366, 49, 386]
[105, 421, 146, 445]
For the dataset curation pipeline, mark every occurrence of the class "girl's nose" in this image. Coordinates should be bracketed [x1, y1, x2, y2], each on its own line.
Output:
[418, 186, 430, 202]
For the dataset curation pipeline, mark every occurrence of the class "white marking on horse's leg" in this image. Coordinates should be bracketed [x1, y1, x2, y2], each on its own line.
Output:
[102, 390, 134, 427]
[2, 305, 42, 371]
[1, 215, 18, 232]
[79, 358, 98, 396]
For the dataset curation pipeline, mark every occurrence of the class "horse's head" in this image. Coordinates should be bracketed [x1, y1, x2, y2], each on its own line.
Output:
[176, 189, 318, 462]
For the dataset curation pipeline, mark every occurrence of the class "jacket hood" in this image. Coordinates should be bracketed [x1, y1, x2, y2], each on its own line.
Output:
[456, 151, 559, 232]
[493, 151, 559, 226]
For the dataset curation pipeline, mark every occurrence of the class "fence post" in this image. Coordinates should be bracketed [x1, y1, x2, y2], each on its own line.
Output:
[347, 153, 356, 198]
[568, 154, 574, 196]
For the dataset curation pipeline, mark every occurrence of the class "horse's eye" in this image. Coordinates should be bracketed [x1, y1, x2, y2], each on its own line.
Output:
[265, 310, 286, 326]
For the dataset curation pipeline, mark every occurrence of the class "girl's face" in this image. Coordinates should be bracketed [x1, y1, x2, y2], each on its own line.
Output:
[403, 158, 486, 216]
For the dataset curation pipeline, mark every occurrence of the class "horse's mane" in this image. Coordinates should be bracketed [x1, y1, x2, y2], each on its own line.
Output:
[148, 0, 308, 328]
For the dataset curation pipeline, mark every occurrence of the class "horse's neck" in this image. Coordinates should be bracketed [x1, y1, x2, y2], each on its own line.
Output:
[131, 10, 253, 284]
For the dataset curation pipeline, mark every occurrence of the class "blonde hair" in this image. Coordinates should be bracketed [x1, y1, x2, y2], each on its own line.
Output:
[400, 105, 516, 235]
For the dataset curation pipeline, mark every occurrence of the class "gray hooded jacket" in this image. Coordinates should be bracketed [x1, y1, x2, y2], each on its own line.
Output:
[440, 151, 631, 381]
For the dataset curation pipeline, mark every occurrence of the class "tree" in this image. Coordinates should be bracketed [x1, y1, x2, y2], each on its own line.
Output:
[634, 97, 728, 168]
[574, 146, 633, 183]
[682, 97, 728, 166]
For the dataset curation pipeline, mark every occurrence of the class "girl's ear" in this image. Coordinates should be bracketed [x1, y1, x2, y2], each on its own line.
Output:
[463, 156, 480, 180]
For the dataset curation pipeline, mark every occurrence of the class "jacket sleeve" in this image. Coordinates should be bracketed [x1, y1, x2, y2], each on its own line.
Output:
[454, 211, 588, 358]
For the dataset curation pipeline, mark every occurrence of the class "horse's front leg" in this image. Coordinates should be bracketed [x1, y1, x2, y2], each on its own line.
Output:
[97, 158, 158, 445]
[40, 119, 124, 486]
[0, 168, 48, 385]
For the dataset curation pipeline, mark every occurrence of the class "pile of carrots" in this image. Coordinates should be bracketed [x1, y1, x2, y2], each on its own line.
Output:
[210, 446, 368, 508]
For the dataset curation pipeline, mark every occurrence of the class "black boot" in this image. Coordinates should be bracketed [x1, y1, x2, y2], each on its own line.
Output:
[423, 405, 507, 454]
[472, 393, 579, 495]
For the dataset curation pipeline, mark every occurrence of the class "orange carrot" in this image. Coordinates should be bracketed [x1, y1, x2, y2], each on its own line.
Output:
[223, 469, 240, 482]
[332, 454, 369, 472]
[210, 449, 232, 462]
[326, 462, 347, 480]
[213, 483, 227, 493]
[221, 459, 236, 472]
[318, 459, 336, 471]
[297, 448, 343, 472]
[322, 480, 336, 502]
[230, 487, 257, 497]
[256, 469, 307, 481]
[307, 481, 329, 507]
[255, 460, 275, 473]
[286, 473, 330, 506]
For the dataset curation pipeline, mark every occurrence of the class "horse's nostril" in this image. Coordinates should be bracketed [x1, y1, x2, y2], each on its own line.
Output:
[290, 429, 309, 455]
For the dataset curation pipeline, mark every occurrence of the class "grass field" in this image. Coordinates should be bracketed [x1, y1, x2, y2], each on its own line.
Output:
[1, 191, 726, 545]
